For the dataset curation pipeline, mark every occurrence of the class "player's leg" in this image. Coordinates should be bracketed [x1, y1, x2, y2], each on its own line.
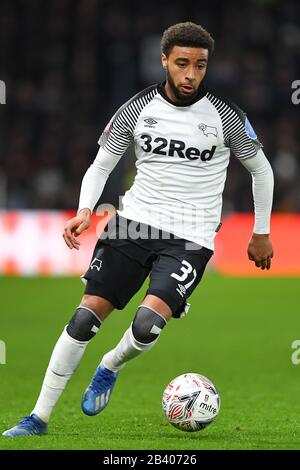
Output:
[29, 295, 114, 419]
[2, 295, 114, 437]
[104, 244, 213, 376]
[101, 294, 172, 369]
[87, 244, 214, 414]
[81, 295, 171, 416]
[100, 294, 172, 372]
[95, 243, 211, 389]
[81, 227, 163, 416]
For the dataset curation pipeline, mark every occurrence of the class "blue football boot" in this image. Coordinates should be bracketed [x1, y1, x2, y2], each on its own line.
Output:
[2, 414, 47, 437]
[82, 364, 118, 416]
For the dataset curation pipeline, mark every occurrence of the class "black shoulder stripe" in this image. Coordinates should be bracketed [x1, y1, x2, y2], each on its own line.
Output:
[100, 85, 158, 156]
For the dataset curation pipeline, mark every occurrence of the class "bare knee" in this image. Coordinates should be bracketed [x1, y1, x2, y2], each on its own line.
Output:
[142, 295, 172, 321]
[80, 295, 114, 321]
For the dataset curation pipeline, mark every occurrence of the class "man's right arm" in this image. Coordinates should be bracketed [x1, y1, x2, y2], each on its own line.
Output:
[62, 84, 157, 249]
[78, 147, 123, 213]
[63, 147, 123, 249]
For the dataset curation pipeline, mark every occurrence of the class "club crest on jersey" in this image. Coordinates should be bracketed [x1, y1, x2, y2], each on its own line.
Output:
[198, 123, 218, 138]
[144, 117, 157, 128]
[90, 258, 102, 271]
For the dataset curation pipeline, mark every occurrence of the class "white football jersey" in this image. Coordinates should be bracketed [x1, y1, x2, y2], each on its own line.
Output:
[99, 83, 262, 250]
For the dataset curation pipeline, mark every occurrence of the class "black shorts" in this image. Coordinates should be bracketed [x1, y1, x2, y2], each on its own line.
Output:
[83, 214, 213, 316]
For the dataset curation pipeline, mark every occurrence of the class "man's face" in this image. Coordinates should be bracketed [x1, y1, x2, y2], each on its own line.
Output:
[162, 46, 208, 103]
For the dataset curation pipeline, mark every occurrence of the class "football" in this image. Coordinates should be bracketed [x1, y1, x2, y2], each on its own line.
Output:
[162, 373, 220, 432]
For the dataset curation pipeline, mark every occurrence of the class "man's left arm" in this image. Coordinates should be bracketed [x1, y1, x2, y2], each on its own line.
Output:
[240, 148, 274, 270]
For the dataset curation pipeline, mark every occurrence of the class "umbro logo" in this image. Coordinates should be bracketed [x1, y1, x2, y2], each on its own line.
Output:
[176, 284, 187, 297]
[144, 117, 157, 128]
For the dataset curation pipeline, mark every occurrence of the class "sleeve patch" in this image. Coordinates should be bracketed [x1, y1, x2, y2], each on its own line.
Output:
[245, 118, 257, 140]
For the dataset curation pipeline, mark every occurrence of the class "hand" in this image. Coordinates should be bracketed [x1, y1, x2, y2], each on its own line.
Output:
[63, 208, 91, 250]
[247, 233, 274, 270]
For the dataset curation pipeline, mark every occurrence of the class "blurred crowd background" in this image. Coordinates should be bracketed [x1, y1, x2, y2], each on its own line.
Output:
[0, 0, 299, 213]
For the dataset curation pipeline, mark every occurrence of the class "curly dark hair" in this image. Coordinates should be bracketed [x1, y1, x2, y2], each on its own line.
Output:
[161, 22, 215, 57]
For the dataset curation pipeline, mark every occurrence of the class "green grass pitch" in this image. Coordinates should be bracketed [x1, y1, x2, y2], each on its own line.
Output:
[0, 274, 299, 450]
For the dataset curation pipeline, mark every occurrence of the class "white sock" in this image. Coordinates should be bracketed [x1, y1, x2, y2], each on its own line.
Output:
[101, 326, 157, 372]
[31, 327, 88, 423]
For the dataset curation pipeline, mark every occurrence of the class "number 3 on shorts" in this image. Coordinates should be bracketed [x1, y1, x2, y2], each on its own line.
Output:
[170, 260, 197, 289]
